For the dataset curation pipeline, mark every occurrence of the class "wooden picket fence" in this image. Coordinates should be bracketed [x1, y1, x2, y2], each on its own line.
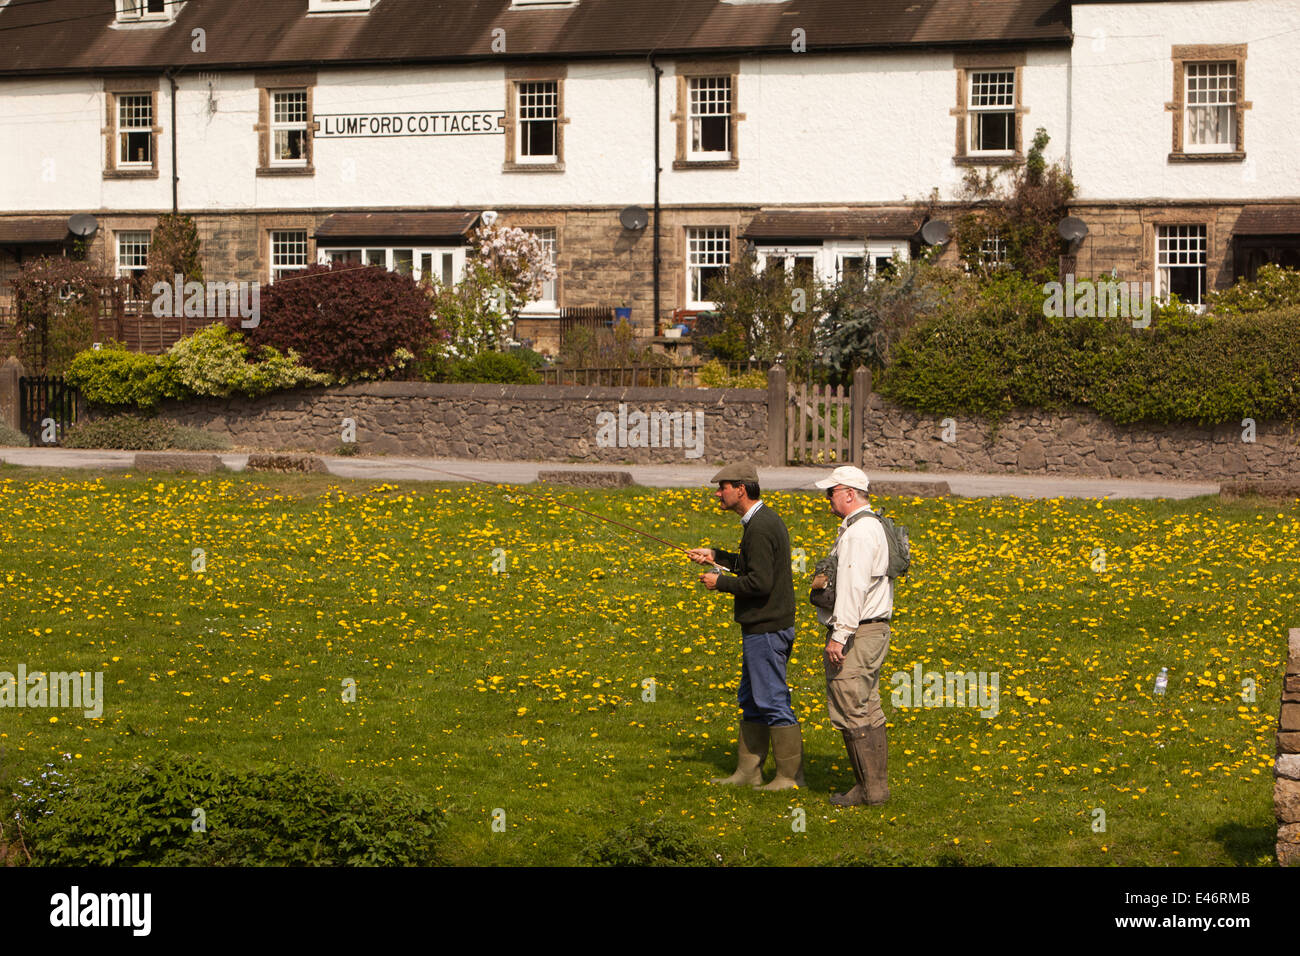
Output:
[787, 380, 852, 464]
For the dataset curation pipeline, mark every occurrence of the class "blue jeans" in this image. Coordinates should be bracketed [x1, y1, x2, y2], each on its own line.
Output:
[738, 627, 797, 726]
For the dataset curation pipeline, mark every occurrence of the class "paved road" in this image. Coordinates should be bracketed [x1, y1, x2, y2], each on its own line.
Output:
[0, 447, 1221, 499]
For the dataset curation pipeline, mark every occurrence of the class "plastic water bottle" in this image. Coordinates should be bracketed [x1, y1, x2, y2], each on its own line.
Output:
[1154, 667, 1168, 696]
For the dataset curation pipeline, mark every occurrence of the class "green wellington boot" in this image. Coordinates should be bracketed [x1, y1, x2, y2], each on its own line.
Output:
[755, 722, 806, 791]
[829, 724, 889, 806]
[711, 721, 770, 786]
[829, 725, 869, 806]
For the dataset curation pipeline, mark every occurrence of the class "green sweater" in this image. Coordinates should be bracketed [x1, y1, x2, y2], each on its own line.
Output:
[712, 503, 796, 635]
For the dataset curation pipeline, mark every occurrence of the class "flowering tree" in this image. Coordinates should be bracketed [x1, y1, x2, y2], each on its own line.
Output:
[431, 223, 555, 359]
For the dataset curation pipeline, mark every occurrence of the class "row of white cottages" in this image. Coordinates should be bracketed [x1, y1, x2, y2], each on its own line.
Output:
[1, 0, 1297, 342]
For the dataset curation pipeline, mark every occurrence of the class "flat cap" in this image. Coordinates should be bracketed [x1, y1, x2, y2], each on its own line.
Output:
[711, 462, 759, 484]
[814, 465, 871, 494]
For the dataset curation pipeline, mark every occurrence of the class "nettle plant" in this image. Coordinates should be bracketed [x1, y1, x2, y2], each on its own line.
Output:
[431, 223, 554, 359]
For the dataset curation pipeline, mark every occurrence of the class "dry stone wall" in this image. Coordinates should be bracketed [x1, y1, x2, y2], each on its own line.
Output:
[862, 393, 1300, 481]
[1279, 628, 1300, 867]
[134, 382, 770, 464]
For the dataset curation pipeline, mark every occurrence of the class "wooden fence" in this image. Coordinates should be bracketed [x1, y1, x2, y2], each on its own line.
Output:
[787, 380, 852, 464]
[540, 361, 766, 388]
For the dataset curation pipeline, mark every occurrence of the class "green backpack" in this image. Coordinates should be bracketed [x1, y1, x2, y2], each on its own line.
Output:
[808, 508, 911, 610]
[861, 509, 912, 580]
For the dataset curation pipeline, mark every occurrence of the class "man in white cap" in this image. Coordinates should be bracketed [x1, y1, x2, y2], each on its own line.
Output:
[688, 462, 804, 791]
[812, 465, 891, 805]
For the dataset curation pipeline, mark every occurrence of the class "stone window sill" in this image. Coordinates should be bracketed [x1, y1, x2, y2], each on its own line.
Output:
[673, 159, 739, 170]
[953, 154, 1022, 167]
[503, 162, 565, 173]
[103, 168, 159, 180]
[1168, 151, 1246, 163]
[257, 165, 316, 176]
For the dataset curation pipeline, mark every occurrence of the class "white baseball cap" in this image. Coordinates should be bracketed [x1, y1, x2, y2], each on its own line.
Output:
[814, 466, 871, 494]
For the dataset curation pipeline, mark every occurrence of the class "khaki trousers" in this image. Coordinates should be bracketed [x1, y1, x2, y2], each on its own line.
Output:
[824, 621, 890, 731]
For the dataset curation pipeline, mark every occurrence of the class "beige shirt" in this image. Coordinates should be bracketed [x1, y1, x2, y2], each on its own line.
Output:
[818, 504, 893, 645]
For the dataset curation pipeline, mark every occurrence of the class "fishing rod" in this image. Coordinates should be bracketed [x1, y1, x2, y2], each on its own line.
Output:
[400, 462, 725, 572]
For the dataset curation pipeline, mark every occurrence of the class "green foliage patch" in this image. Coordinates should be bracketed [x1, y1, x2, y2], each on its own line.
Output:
[14, 755, 445, 866]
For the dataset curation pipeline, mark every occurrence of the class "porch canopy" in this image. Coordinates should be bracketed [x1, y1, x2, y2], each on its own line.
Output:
[743, 209, 924, 243]
[1232, 205, 1300, 235]
[0, 218, 69, 245]
[313, 211, 480, 244]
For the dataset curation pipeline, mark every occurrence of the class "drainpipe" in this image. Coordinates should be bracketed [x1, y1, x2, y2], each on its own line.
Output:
[166, 70, 179, 214]
[650, 54, 662, 335]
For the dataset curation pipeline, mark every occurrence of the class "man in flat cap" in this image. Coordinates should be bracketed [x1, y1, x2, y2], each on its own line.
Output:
[812, 465, 891, 805]
[688, 462, 803, 790]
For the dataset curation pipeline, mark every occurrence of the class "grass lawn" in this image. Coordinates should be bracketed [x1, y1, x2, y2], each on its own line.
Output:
[0, 464, 1292, 866]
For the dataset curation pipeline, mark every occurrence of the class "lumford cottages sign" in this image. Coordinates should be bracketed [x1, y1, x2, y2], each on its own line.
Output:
[315, 111, 505, 137]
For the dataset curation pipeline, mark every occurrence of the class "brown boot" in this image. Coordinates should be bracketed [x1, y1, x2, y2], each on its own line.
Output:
[711, 721, 769, 786]
[829, 725, 870, 806]
[863, 724, 890, 804]
[754, 722, 805, 791]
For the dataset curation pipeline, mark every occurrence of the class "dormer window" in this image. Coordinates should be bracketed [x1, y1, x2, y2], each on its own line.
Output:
[116, 0, 176, 23]
[308, 0, 375, 12]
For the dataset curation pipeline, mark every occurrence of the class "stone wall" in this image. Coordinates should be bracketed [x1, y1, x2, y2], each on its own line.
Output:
[861, 392, 1300, 481]
[137, 381, 772, 464]
[1279, 628, 1300, 867]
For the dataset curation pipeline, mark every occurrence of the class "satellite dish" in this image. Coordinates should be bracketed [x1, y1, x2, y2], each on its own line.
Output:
[920, 219, 950, 246]
[1058, 216, 1089, 242]
[619, 205, 649, 231]
[67, 214, 99, 238]
[480, 210, 499, 227]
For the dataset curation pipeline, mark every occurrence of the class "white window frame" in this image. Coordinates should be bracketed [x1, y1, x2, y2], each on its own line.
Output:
[308, 0, 374, 13]
[979, 235, 1008, 270]
[116, 0, 175, 24]
[1184, 61, 1237, 154]
[686, 227, 731, 310]
[271, 230, 310, 283]
[270, 90, 309, 167]
[519, 228, 558, 313]
[118, 93, 154, 167]
[1156, 225, 1207, 308]
[115, 231, 151, 281]
[318, 246, 467, 286]
[756, 245, 823, 285]
[968, 70, 1016, 155]
[688, 76, 732, 161]
[516, 80, 559, 164]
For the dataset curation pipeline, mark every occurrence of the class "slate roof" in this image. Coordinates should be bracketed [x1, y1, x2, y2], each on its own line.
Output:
[0, 0, 1072, 76]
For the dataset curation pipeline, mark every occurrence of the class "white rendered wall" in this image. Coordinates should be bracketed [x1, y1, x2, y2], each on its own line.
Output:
[1070, 0, 1300, 201]
[0, 49, 1071, 213]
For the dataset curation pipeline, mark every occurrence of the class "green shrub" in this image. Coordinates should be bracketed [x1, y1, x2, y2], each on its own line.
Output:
[697, 359, 768, 389]
[1207, 264, 1300, 316]
[577, 817, 719, 866]
[881, 303, 1300, 426]
[65, 341, 174, 408]
[166, 323, 328, 398]
[15, 755, 445, 866]
[439, 350, 542, 384]
[0, 421, 29, 447]
[61, 414, 175, 450]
